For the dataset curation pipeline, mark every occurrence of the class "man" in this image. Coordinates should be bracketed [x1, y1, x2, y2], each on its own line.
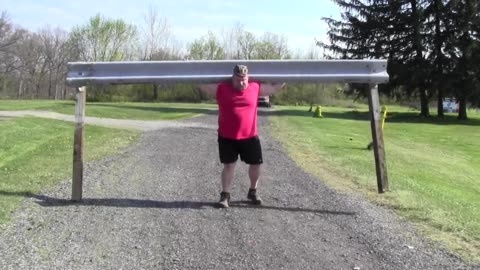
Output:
[201, 64, 284, 208]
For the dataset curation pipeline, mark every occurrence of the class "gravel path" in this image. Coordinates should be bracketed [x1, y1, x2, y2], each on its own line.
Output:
[0, 110, 477, 270]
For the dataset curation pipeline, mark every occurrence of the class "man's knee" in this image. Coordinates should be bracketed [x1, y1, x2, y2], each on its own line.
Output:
[223, 162, 236, 170]
[249, 164, 261, 170]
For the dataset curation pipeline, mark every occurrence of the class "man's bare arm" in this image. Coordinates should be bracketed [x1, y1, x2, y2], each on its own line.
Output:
[198, 84, 218, 98]
[260, 83, 286, 96]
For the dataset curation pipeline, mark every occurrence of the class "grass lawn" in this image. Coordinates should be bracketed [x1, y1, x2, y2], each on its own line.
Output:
[268, 104, 480, 263]
[0, 100, 216, 120]
[0, 117, 141, 225]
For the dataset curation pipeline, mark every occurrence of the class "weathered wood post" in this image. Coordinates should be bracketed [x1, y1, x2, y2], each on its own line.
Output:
[72, 86, 86, 201]
[367, 84, 389, 193]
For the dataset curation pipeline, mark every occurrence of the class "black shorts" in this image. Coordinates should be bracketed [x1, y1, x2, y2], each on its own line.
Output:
[218, 135, 263, 165]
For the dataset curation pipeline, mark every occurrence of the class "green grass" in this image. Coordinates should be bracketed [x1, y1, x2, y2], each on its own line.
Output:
[0, 117, 140, 225]
[268, 105, 480, 263]
[0, 100, 216, 120]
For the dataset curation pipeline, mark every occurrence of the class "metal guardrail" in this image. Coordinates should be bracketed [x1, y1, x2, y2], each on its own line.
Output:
[66, 60, 389, 86]
[67, 59, 390, 200]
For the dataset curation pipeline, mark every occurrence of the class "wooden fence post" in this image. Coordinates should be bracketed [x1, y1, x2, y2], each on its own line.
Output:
[72, 86, 86, 201]
[367, 84, 389, 193]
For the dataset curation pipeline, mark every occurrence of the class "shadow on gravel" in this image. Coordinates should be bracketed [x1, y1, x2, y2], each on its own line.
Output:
[31, 194, 218, 209]
[230, 200, 356, 216]
[2, 191, 356, 215]
[0, 191, 216, 209]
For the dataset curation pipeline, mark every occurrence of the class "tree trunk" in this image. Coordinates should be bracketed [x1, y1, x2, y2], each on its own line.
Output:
[48, 72, 53, 99]
[153, 84, 158, 100]
[419, 88, 430, 117]
[437, 91, 444, 118]
[53, 75, 59, 100]
[411, 0, 430, 118]
[17, 78, 24, 98]
[433, 0, 444, 118]
[2, 78, 7, 96]
[36, 84, 41, 99]
[457, 95, 468, 120]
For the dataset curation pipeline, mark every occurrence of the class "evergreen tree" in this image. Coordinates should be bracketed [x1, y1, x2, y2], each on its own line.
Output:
[321, 0, 433, 117]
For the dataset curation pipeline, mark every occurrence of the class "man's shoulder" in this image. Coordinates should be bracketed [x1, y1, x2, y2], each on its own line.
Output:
[249, 80, 261, 86]
[248, 81, 261, 90]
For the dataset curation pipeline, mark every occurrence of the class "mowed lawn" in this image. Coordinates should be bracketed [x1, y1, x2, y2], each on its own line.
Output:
[268, 105, 480, 262]
[0, 117, 141, 225]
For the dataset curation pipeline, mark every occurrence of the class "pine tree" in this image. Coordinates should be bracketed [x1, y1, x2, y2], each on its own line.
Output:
[321, 0, 433, 117]
[447, 0, 480, 119]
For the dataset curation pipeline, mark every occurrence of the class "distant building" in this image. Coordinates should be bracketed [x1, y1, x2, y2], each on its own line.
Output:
[443, 98, 459, 113]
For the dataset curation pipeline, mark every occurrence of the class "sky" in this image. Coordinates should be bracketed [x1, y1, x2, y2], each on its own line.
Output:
[1, 0, 341, 54]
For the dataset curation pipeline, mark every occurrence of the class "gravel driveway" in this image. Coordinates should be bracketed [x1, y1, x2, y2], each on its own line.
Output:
[0, 110, 477, 270]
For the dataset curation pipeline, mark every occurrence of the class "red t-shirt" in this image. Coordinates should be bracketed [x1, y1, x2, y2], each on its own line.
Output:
[216, 80, 260, 140]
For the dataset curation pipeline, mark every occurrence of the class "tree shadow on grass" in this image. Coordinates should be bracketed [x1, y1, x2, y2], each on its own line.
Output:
[259, 108, 480, 126]
[87, 103, 218, 116]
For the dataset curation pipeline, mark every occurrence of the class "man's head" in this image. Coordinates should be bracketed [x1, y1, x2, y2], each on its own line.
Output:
[232, 64, 249, 91]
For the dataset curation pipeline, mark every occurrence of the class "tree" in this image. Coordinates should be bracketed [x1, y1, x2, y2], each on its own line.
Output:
[0, 11, 22, 95]
[252, 32, 291, 59]
[11, 31, 49, 99]
[321, 0, 433, 117]
[237, 30, 257, 60]
[220, 23, 243, 59]
[68, 14, 137, 101]
[69, 14, 137, 62]
[38, 27, 70, 99]
[447, 0, 480, 119]
[140, 6, 173, 61]
[187, 31, 225, 60]
[138, 7, 178, 100]
[423, 0, 450, 117]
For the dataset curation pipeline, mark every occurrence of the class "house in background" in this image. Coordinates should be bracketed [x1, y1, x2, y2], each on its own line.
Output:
[443, 98, 459, 113]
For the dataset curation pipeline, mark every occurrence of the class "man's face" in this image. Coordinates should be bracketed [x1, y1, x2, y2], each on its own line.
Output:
[232, 74, 249, 91]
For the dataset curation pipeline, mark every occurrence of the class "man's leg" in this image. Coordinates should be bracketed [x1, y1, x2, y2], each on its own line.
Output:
[247, 164, 262, 204]
[222, 162, 236, 192]
[218, 162, 236, 208]
[241, 136, 263, 205]
[248, 164, 261, 189]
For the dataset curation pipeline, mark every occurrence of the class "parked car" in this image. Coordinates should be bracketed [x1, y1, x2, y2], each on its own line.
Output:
[258, 96, 272, 107]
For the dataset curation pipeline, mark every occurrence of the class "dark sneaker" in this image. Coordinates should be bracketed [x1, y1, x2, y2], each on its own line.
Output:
[218, 192, 230, 208]
[247, 189, 262, 205]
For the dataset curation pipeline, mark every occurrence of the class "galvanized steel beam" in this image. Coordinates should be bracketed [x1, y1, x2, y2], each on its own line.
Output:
[66, 60, 389, 86]
[67, 59, 390, 201]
